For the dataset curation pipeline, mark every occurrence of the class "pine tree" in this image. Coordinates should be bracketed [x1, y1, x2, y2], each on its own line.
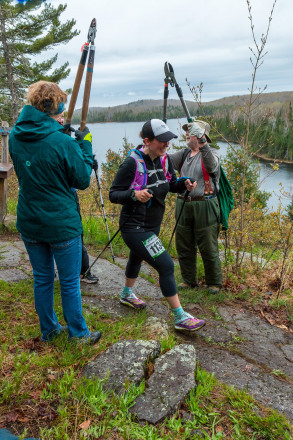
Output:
[0, 0, 79, 123]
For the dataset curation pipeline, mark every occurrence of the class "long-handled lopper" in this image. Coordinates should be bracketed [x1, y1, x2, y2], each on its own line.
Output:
[163, 62, 173, 123]
[80, 20, 96, 130]
[164, 62, 193, 123]
[65, 18, 97, 130]
[63, 19, 116, 266]
[163, 62, 194, 252]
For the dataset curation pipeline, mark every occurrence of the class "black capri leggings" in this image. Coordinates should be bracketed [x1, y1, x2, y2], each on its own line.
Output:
[121, 227, 177, 297]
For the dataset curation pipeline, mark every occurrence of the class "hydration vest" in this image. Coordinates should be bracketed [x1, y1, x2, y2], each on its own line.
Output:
[128, 148, 172, 191]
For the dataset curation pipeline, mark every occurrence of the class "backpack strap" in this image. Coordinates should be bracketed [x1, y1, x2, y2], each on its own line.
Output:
[201, 158, 214, 194]
[161, 153, 172, 182]
[179, 148, 191, 176]
[128, 149, 173, 190]
[127, 149, 147, 190]
[162, 154, 168, 175]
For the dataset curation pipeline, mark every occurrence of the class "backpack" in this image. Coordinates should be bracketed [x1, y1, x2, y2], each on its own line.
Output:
[180, 148, 234, 230]
[127, 148, 172, 191]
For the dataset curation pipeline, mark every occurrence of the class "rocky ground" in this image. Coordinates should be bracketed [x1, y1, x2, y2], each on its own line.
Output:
[0, 237, 292, 424]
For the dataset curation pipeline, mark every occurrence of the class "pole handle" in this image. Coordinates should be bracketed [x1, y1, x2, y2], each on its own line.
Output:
[80, 45, 95, 131]
[65, 44, 89, 127]
[163, 83, 169, 123]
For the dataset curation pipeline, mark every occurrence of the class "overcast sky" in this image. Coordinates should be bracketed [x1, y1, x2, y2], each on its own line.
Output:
[43, 0, 292, 108]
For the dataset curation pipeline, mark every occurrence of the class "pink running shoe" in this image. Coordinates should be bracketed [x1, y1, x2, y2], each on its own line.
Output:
[120, 295, 147, 309]
[175, 315, 206, 331]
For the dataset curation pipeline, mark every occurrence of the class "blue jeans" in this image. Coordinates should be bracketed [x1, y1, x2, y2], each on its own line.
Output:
[22, 235, 90, 341]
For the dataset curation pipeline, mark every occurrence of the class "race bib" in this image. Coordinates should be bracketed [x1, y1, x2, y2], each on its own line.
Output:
[143, 234, 165, 258]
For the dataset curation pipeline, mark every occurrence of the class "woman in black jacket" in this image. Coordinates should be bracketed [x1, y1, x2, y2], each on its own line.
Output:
[110, 119, 206, 331]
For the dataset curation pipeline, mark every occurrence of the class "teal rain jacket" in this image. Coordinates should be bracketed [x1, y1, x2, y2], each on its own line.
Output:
[9, 105, 93, 242]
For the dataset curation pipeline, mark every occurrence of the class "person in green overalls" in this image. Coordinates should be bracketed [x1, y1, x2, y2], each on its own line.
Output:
[169, 120, 222, 294]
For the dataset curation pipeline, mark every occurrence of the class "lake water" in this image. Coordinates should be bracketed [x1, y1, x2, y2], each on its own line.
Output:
[73, 119, 293, 211]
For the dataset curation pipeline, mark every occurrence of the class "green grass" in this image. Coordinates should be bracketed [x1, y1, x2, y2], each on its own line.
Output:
[7, 198, 17, 216]
[0, 279, 292, 439]
[173, 262, 227, 309]
[82, 215, 127, 257]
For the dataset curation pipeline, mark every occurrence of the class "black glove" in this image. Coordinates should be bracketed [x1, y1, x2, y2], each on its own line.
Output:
[92, 155, 98, 171]
[75, 126, 90, 141]
[63, 123, 75, 137]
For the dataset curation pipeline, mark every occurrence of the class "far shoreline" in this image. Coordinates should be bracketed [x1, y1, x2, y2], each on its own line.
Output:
[72, 121, 293, 165]
[215, 137, 293, 165]
[252, 153, 293, 165]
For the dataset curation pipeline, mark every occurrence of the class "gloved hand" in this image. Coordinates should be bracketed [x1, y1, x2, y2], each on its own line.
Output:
[92, 155, 98, 171]
[184, 178, 197, 192]
[75, 126, 92, 142]
[187, 122, 205, 139]
[63, 123, 75, 136]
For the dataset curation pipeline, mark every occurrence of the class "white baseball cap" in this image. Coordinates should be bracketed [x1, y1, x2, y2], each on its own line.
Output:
[142, 119, 178, 142]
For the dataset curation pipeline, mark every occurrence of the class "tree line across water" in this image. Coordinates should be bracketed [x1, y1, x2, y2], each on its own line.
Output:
[71, 100, 293, 162]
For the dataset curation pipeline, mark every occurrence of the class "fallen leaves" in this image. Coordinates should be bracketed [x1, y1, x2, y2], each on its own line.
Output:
[29, 390, 41, 400]
[17, 417, 29, 423]
[5, 411, 19, 423]
[259, 308, 292, 332]
[79, 419, 91, 430]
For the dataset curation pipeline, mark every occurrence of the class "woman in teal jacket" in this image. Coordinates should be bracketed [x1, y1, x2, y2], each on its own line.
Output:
[9, 81, 101, 343]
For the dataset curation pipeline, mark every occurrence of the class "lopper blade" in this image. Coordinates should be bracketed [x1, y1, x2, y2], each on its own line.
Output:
[87, 18, 97, 44]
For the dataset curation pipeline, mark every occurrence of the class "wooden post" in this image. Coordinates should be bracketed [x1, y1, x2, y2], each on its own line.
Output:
[0, 121, 14, 223]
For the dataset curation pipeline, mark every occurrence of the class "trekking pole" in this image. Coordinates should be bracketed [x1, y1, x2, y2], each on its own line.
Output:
[65, 18, 96, 131]
[166, 177, 195, 253]
[92, 155, 115, 262]
[167, 188, 190, 253]
[80, 19, 97, 130]
[83, 190, 153, 275]
[83, 209, 136, 276]
[164, 62, 193, 123]
[83, 218, 126, 277]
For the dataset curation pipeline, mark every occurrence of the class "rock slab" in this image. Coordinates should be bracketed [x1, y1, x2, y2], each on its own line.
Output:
[0, 268, 29, 282]
[82, 340, 161, 393]
[130, 344, 196, 424]
[0, 241, 23, 267]
[196, 346, 293, 422]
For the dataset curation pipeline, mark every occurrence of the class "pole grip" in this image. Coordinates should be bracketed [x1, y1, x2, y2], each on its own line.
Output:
[180, 97, 191, 121]
[80, 45, 95, 131]
[174, 83, 192, 121]
[163, 83, 169, 123]
[163, 83, 169, 100]
[175, 83, 183, 98]
[163, 99, 168, 123]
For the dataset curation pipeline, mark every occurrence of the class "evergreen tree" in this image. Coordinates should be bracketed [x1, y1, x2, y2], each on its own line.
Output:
[0, 0, 79, 123]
